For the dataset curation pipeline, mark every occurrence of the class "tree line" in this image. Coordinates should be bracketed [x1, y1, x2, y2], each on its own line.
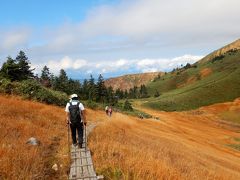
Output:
[0, 51, 150, 105]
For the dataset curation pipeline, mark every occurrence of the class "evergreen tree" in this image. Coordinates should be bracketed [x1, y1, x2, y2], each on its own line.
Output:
[53, 69, 69, 93]
[106, 86, 114, 104]
[124, 89, 128, 98]
[40, 65, 51, 87]
[129, 86, 138, 98]
[68, 78, 81, 95]
[88, 75, 96, 101]
[139, 84, 148, 98]
[115, 88, 124, 99]
[81, 79, 89, 100]
[96, 74, 106, 103]
[184, 63, 191, 69]
[0, 56, 20, 81]
[15, 51, 34, 80]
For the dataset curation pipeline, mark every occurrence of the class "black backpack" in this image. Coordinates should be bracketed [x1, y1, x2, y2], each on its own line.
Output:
[69, 102, 81, 124]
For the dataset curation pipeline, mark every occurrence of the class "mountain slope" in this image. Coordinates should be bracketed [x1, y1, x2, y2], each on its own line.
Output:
[144, 39, 240, 111]
[198, 39, 240, 64]
[0, 95, 69, 179]
[105, 72, 163, 90]
[89, 98, 240, 179]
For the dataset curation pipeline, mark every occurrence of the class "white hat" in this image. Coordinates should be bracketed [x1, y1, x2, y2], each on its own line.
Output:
[70, 94, 78, 99]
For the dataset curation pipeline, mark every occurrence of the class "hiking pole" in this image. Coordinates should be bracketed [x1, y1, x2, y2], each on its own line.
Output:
[85, 122, 87, 150]
[67, 121, 70, 158]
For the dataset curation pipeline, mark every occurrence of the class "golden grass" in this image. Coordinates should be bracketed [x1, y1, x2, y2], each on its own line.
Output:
[89, 108, 240, 179]
[1, 94, 240, 180]
[0, 95, 69, 179]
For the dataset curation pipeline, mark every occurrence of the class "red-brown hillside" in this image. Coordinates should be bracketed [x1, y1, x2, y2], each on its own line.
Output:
[105, 72, 163, 90]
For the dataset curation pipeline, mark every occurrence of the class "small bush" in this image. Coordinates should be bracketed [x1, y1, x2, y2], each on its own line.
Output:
[17, 79, 42, 98]
[85, 100, 98, 109]
[0, 78, 14, 94]
[123, 100, 133, 111]
[0, 78, 68, 106]
[211, 55, 225, 63]
[154, 90, 160, 97]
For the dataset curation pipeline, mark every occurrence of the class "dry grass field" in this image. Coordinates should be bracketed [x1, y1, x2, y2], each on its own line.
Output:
[1, 95, 240, 180]
[89, 99, 240, 179]
[0, 95, 69, 179]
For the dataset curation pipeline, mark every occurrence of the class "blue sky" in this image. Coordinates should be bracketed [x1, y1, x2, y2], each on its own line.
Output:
[0, 0, 239, 79]
[0, 0, 119, 26]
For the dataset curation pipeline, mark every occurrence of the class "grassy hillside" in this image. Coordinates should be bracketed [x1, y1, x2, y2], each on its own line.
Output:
[89, 100, 240, 179]
[0, 95, 69, 179]
[144, 42, 240, 111]
[0, 95, 105, 179]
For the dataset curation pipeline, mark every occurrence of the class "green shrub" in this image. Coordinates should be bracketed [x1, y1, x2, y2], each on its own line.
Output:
[35, 88, 68, 106]
[13, 79, 68, 106]
[0, 78, 15, 94]
[154, 90, 160, 97]
[85, 100, 98, 109]
[123, 100, 133, 111]
[17, 79, 41, 98]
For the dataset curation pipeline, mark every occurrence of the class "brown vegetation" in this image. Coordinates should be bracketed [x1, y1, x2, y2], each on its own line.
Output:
[1, 94, 240, 179]
[0, 95, 69, 179]
[105, 72, 163, 90]
[89, 99, 240, 179]
[200, 68, 212, 78]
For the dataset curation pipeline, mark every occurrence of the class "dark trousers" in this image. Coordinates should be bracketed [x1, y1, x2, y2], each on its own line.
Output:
[70, 122, 83, 145]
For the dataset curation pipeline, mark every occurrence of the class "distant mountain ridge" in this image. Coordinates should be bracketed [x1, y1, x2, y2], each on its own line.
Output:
[198, 39, 240, 64]
[105, 72, 163, 90]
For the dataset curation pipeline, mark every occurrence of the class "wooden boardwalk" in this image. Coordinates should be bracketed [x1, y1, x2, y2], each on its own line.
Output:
[69, 125, 102, 180]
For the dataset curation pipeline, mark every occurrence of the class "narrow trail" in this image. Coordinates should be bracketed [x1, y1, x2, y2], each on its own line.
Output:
[68, 122, 102, 180]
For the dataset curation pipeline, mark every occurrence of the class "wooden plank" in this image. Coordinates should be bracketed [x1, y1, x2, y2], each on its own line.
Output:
[69, 125, 100, 180]
[86, 151, 96, 176]
[81, 149, 89, 177]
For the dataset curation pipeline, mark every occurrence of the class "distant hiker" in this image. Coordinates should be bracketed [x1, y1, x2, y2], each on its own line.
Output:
[108, 106, 112, 117]
[65, 94, 87, 148]
[105, 106, 109, 115]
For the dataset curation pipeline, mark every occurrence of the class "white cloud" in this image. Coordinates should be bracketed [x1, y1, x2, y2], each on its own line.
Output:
[24, 0, 240, 57]
[116, 59, 127, 67]
[0, 27, 31, 52]
[32, 54, 203, 77]
[1, 0, 239, 79]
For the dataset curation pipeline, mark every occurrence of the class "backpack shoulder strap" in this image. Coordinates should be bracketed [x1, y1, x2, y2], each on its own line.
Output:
[69, 102, 72, 106]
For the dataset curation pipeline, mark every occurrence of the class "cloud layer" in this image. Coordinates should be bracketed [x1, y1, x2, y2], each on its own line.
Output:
[1, 0, 240, 78]
[33, 54, 203, 78]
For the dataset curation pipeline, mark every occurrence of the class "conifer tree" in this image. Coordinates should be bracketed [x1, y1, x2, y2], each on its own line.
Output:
[40, 65, 51, 87]
[53, 69, 69, 93]
[82, 79, 89, 100]
[15, 51, 34, 80]
[88, 74, 96, 101]
[96, 74, 106, 103]
[0, 56, 20, 81]
[139, 84, 148, 98]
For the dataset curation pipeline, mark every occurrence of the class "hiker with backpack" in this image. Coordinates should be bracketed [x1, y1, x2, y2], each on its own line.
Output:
[105, 105, 109, 115]
[108, 106, 112, 117]
[65, 94, 87, 148]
